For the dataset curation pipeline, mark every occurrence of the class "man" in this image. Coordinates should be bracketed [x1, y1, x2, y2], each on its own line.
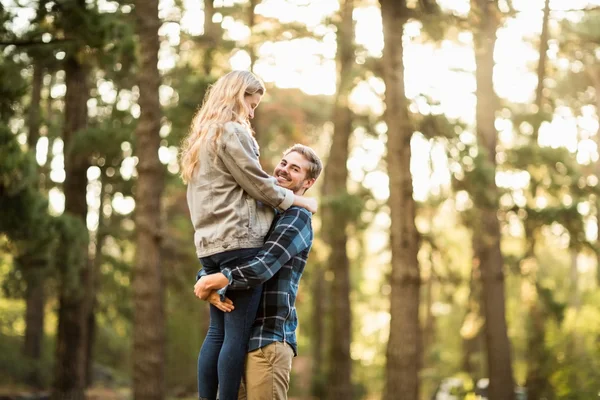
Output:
[194, 144, 322, 399]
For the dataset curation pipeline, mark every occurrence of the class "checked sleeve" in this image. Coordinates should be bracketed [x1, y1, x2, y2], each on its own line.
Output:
[222, 208, 312, 290]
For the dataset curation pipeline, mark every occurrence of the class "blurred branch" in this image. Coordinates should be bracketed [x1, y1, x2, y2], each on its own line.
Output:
[0, 38, 72, 47]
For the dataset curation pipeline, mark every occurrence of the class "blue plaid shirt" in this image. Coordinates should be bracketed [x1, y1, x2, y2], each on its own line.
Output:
[221, 206, 313, 356]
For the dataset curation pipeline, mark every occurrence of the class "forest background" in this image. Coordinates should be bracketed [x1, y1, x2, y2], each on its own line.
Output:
[1, 0, 600, 399]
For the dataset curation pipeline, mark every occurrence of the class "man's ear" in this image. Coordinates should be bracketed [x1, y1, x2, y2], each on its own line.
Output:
[302, 178, 316, 191]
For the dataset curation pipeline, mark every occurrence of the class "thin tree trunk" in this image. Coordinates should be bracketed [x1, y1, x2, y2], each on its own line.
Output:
[27, 61, 43, 149]
[471, 1, 515, 399]
[322, 1, 355, 398]
[380, 1, 421, 399]
[310, 263, 326, 399]
[132, 1, 166, 398]
[247, 0, 263, 145]
[203, 0, 218, 76]
[247, 0, 258, 72]
[85, 172, 107, 386]
[524, 2, 551, 397]
[22, 260, 46, 389]
[462, 240, 482, 379]
[53, 8, 91, 396]
[22, 59, 46, 389]
[532, 0, 551, 142]
[592, 70, 600, 287]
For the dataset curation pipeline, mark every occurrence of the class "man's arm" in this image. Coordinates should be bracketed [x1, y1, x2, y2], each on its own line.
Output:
[196, 208, 312, 297]
[227, 208, 312, 289]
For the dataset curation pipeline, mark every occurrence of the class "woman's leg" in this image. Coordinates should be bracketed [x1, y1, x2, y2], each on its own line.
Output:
[217, 284, 263, 400]
[197, 304, 224, 400]
[197, 256, 224, 400]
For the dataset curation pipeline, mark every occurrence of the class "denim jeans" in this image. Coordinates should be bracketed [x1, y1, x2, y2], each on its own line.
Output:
[197, 248, 263, 400]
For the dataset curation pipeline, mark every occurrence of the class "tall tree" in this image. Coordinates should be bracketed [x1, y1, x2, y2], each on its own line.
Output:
[321, 0, 355, 398]
[53, 1, 93, 398]
[380, 0, 420, 399]
[524, 1, 553, 398]
[21, 55, 46, 389]
[202, 0, 220, 76]
[470, 1, 515, 398]
[132, 0, 166, 399]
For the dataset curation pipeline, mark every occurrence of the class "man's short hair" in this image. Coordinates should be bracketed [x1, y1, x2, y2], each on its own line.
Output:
[283, 144, 323, 181]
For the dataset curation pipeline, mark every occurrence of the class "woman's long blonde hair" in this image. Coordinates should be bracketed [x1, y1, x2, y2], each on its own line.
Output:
[180, 70, 266, 183]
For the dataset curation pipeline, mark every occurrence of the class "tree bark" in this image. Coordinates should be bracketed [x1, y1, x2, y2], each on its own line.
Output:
[22, 59, 46, 389]
[592, 70, 600, 287]
[132, 1, 166, 399]
[310, 263, 326, 399]
[53, 7, 91, 396]
[380, 1, 421, 399]
[322, 1, 355, 398]
[85, 172, 107, 386]
[247, 0, 258, 72]
[471, 1, 516, 399]
[27, 61, 43, 149]
[22, 259, 46, 389]
[532, 0, 551, 142]
[525, 2, 552, 397]
[461, 249, 483, 380]
[247, 0, 262, 144]
[203, 0, 219, 76]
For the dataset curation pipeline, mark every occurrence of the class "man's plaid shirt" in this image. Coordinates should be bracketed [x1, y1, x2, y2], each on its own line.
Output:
[221, 206, 313, 356]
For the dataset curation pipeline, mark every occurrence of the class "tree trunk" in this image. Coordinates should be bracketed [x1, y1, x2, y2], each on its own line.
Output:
[310, 263, 326, 399]
[132, 1, 166, 399]
[462, 249, 483, 380]
[471, 1, 516, 399]
[380, 1, 421, 399]
[22, 260, 46, 389]
[592, 70, 600, 287]
[85, 172, 107, 386]
[247, 0, 258, 71]
[525, 2, 551, 396]
[247, 0, 264, 145]
[53, 12, 91, 397]
[203, 0, 218, 76]
[524, 300, 550, 400]
[22, 59, 46, 389]
[321, 1, 355, 399]
[27, 61, 43, 149]
[531, 0, 551, 142]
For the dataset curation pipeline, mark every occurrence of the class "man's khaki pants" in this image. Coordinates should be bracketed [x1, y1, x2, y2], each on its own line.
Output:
[238, 341, 294, 400]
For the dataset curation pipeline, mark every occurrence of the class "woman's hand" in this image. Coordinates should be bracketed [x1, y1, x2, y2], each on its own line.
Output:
[194, 279, 212, 300]
[292, 194, 318, 214]
[305, 197, 318, 214]
[207, 291, 235, 312]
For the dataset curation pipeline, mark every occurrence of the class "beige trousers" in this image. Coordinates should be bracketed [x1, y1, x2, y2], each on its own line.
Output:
[238, 341, 294, 400]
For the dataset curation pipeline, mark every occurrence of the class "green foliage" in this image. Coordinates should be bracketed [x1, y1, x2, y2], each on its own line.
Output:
[0, 53, 28, 121]
[454, 148, 499, 209]
[0, 126, 36, 198]
[163, 68, 215, 147]
[0, 328, 54, 387]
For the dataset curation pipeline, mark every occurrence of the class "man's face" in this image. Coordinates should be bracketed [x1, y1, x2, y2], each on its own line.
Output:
[273, 151, 315, 195]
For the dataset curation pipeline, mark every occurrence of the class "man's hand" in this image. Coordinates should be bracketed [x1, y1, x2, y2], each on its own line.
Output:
[207, 290, 234, 312]
[194, 272, 229, 300]
[194, 279, 212, 300]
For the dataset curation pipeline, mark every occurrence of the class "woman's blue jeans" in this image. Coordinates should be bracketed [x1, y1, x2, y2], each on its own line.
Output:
[197, 248, 263, 400]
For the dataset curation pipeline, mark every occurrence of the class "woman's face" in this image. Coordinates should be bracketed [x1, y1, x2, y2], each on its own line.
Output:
[244, 92, 262, 120]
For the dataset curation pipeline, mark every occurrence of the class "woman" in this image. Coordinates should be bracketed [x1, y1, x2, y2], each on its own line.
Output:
[180, 70, 316, 400]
